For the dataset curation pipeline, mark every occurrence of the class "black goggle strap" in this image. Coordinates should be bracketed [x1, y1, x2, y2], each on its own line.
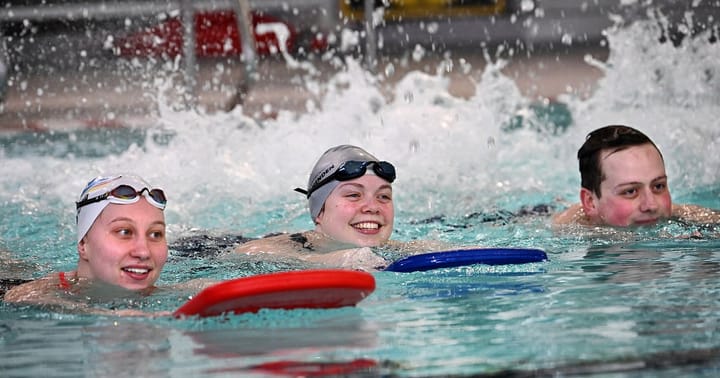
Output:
[294, 161, 365, 199]
[76, 192, 110, 209]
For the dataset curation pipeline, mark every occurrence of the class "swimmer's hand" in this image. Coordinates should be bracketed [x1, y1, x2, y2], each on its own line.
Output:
[302, 247, 388, 271]
[109, 309, 173, 317]
[172, 278, 218, 292]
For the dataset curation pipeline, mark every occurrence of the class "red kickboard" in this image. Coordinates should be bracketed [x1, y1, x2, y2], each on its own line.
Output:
[174, 270, 376, 318]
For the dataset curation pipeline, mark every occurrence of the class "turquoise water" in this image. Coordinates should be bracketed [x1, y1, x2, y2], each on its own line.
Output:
[2, 19, 720, 376]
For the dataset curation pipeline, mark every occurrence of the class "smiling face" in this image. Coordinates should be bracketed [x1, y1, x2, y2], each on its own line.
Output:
[581, 143, 673, 227]
[314, 174, 394, 247]
[77, 199, 167, 290]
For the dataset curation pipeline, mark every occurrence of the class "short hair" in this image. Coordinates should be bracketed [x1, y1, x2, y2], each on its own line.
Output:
[578, 125, 663, 197]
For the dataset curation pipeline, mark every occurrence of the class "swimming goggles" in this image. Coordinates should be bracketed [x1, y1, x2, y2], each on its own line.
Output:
[76, 184, 167, 210]
[295, 160, 396, 197]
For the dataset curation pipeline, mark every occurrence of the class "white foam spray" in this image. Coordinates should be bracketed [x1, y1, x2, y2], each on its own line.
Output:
[1, 18, 718, 237]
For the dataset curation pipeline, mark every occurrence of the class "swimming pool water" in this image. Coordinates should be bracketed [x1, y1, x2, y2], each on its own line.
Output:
[1, 19, 720, 377]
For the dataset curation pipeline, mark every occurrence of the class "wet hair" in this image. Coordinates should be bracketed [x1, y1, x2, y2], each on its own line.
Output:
[578, 125, 663, 197]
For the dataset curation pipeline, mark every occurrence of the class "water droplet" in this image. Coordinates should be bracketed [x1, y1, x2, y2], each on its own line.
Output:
[520, 0, 534, 12]
[412, 45, 425, 62]
[384, 63, 395, 77]
[561, 34, 573, 45]
[409, 140, 419, 153]
[403, 92, 414, 103]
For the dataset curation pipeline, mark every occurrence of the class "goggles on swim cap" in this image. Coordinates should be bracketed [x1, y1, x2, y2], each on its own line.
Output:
[76, 184, 167, 210]
[294, 160, 396, 198]
[76, 174, 166, 243]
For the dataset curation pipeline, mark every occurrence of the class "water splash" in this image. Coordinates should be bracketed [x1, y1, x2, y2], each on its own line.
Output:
[1, 18, 718, 237]
[563, 20, 720, 191]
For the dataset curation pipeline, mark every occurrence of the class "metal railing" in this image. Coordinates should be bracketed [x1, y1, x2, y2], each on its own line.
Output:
[0, 0, 257, 105]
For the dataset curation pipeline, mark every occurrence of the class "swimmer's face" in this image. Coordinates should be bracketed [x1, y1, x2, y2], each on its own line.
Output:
[77, 199, 167, 290]
[581, 143, 672, 227]
[315, 174, 394, 247]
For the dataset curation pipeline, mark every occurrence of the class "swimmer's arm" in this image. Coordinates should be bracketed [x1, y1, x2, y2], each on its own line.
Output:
[170, 277, 217, 291]
[4, 275, 170, 317]
[383, 239, 467, 255]
[300, 247, 389, 271]
[672, 204, 720, 224]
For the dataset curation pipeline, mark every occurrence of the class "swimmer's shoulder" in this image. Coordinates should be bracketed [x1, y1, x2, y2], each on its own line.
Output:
[552, 203, 584, 225]
[234, 231, 314, 254]
[3, 272, 63, 303]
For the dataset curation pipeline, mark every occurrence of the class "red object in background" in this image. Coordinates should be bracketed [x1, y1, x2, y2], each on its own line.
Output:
[250, 359, 378, 376]
[116, 11, 297, 57]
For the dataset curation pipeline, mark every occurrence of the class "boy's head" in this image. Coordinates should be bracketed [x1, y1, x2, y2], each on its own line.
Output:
[578, 125, 663, 197]
[578, 125, 672, 227]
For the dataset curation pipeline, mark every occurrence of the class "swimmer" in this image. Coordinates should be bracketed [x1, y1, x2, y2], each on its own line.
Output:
[4, 174, 183, 315]
[553, 125, 720, 228]
[234, 145, 448, 270]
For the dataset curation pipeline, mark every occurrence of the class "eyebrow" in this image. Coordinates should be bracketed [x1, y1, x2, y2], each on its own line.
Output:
[108, 217, 166, 227]
[108, 217, 134, 224]
[614, 175, 667, 188]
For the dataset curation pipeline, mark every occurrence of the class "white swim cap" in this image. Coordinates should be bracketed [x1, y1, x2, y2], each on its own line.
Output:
[76, 174, 166, 243]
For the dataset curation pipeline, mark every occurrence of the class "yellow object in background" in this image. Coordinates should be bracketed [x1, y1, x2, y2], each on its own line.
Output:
[340, 0, 507, 21]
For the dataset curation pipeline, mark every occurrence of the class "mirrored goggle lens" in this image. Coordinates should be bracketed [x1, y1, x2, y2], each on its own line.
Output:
[146, 189, 167, 207]
[109, 185, 167, 209]
[109, 185, 140, 200]
[76, 185, 167, 209]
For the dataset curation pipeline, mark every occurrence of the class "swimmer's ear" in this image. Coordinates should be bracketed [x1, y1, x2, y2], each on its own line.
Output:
[78, 238, 89, 260]
[580, 188, 598, 217]
[314, 206, 325, 225]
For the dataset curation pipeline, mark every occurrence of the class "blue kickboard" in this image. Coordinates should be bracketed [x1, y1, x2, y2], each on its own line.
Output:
[384, 248, 548, 273]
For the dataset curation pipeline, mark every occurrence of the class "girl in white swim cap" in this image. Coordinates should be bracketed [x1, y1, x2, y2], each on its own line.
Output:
[5, 174, 172, 315]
